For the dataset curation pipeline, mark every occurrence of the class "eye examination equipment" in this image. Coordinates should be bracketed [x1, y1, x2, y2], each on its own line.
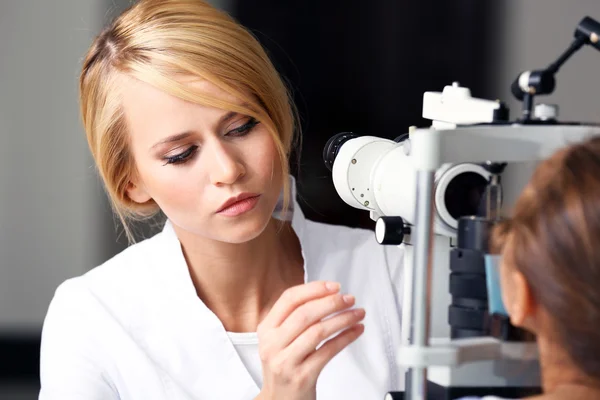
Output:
[323, 16, 600, 400]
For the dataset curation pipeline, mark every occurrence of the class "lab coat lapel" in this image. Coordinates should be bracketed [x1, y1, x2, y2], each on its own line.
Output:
[138, 223, 260, 400]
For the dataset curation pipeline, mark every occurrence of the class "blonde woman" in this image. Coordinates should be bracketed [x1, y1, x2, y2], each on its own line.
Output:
[39, 1, 404, 399]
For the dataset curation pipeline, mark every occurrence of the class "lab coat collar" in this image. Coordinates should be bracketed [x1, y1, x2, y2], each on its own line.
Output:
[273, 174, 308, 283]
[153, 175, 307, 397]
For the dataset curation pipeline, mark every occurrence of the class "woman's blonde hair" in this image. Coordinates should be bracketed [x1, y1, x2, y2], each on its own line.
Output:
[79, 0, 298, 243]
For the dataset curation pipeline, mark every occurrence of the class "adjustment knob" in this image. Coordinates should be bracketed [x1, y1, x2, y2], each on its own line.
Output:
[375, 217, 409, 245]
[534, 103, 558, 120]
[441, 81, 472, 101]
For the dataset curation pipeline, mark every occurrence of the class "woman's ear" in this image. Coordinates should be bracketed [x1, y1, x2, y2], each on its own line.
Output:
[505, 269, 537, 330]
[126, 180, 152, 204]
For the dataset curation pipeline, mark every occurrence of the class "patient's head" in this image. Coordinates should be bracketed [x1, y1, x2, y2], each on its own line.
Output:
[493, 136, 600, 383]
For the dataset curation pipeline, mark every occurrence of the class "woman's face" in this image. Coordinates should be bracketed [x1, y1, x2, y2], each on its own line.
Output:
[120, 76, 283, 244]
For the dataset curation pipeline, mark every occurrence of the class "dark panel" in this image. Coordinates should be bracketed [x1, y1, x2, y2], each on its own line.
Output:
[0, 333, 41, 385]
[233, 1, 498, 229]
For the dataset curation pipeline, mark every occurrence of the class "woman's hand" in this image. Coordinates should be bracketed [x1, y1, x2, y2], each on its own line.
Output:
[255, 281, 366, 400]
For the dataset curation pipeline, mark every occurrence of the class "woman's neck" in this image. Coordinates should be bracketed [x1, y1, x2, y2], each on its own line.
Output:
[532, 335, 600, 400]
[176, 218, 304, 333]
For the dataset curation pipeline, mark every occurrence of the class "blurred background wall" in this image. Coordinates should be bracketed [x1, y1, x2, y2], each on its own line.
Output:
[1, 1, 599, 399]
[0, 1, 107, 398]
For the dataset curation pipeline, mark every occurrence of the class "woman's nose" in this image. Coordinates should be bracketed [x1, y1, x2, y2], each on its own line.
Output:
[207, 140, 246, 186]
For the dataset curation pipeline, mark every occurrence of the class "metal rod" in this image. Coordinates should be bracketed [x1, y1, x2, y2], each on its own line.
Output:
[521, 93, 533, 121]
[546, 37, 585, 74]
[409, 170, 435, 400]
[403, 246, 415, 397]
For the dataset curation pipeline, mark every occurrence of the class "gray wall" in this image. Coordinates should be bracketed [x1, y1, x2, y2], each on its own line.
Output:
[0, 1, 109, 331]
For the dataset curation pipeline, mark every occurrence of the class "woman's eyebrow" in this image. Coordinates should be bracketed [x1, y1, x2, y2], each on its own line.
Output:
[150, 111, 240, 150]
[150, 132, 193, 150]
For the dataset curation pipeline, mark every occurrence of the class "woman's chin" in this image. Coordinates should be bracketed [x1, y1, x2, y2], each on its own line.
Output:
[171, 202, 277, 244]
[215, 212, 273, 244]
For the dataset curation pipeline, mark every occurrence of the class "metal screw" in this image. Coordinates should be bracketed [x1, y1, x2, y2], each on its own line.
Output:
[351, 159, 357, 164]
[364, 201, 370, 206]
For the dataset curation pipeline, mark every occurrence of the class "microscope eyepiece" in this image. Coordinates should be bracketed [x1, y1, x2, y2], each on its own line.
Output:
[323, 132, 358, 171]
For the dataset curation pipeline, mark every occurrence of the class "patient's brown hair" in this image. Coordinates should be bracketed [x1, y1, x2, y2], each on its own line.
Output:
[492, 136, 600, 381]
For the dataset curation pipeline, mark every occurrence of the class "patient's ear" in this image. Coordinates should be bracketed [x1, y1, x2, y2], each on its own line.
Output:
[126, 180, 151, 204]
[507, 269, 537, 331]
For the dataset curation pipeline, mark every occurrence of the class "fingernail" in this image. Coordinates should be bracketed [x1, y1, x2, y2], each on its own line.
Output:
[326, 282, 340, 292]
[354, 308, 365, 318]
[343, 294, 355, 304]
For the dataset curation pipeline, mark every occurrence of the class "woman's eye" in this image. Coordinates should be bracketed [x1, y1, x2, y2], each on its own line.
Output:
[226, 117, 260, 137]
[163, 145, 199, 165]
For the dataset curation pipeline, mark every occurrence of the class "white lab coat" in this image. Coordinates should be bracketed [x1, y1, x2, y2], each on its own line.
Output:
[39, 177, 405, 400]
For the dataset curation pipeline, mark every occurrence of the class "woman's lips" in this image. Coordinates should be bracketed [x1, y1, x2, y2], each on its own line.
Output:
[217, 195, 260, 216]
